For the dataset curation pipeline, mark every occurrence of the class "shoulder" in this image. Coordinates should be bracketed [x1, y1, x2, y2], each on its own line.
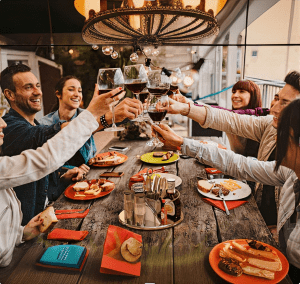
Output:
[39, 111, 58, 125]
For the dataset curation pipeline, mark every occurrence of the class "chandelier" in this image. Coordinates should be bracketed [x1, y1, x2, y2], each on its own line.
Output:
[74, 0, 228, 47]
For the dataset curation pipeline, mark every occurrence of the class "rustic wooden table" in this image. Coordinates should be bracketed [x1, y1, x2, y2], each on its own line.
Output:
[1, 137, 292, 284]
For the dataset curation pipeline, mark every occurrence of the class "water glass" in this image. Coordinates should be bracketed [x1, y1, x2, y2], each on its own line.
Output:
[134, 193, 146, 226]
[124, 190, 134, 225]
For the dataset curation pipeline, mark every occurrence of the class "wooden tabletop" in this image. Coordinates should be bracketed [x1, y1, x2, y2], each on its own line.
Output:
[1, 137, 292, 284]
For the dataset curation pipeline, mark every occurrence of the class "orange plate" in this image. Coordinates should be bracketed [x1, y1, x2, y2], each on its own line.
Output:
[64, 179, 115, 200]
[92, 151, 128, 167]
[209, 239, 289, 284]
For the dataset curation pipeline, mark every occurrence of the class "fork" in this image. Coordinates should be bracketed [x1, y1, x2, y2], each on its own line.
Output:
[219, 189, 230, 216]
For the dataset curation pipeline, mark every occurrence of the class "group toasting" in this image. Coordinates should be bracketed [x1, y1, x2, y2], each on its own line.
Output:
[0, 62, 299, 283]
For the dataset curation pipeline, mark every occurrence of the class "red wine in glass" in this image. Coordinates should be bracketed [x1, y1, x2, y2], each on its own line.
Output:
[170, 85, 179, 92]
[139, 91, 150, 103]
[125, 82, 147, 94]
[148, 110, 167, 122]
[148, 87, 169, 96]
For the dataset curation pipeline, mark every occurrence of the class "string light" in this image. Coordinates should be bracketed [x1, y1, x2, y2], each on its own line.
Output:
[111, 51, 119, 59]
[102, 46, 114, 55]
[92, 45, 99, 50]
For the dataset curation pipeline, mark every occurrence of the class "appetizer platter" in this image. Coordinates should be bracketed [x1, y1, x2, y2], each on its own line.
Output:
[209, 239, 289, 283]
[141, 151, 179, 164]
[197, 178, 251, 201]
[64, 179, 115, 200]
[88, 151, 128, 167]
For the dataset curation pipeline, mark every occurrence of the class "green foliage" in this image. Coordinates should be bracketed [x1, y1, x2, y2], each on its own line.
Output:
[53, 46, 134, 107]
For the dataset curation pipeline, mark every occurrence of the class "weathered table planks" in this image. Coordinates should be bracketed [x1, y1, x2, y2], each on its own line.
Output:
[2, 137, 292, 284]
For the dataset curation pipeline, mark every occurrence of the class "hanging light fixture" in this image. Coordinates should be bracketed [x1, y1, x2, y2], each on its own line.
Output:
[75, 0, 228, 46]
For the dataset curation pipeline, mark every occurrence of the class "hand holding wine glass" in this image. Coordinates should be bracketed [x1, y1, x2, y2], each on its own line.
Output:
[97, 68, 125, 132]
[123, 64, 148, 122]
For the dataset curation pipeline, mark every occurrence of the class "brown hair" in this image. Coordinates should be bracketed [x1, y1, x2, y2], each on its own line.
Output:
[232, 80, 262, 110]
[50, 75, 81, 112]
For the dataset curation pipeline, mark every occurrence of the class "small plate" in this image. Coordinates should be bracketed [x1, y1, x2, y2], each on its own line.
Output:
[92, 151, 128, 167]
[209, 239, 289, 284]
[141, 152, 179, 164]
[197, 178, 251, 201]
[64, 179, 115, 200]
[154, 173, 182, 187]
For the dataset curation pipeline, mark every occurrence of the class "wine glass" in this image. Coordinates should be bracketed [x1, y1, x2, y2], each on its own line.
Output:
[123, 64, 148, 122]
[97, 68, 125, 132]
[146, 70, 170, 146]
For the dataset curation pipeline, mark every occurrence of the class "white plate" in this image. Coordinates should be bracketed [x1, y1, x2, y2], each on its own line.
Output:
[157, 173, 182, 187]
[197, 178, 251, 201]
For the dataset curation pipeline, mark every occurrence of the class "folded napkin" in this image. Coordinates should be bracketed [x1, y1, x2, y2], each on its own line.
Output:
[47, 228, 89, 241]
[205, 168, 223, 175]
[129, 167, 166, 182]
[55, 208, 90, 219]
[202, 198, 248, 212]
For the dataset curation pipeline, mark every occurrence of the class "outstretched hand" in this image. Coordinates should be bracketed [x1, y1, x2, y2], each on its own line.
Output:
[86, 85, 125, 120]
[151, 123, 184, 148]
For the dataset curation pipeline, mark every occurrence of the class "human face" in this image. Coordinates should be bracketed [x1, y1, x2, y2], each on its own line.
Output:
[271, 84, 299, 128]
[12, 72, 42, 114]
[270, 94, 279, 110]
[58, 79, 82, 111]
[231, 89, 251, 109]
[0, 117, 7, 146]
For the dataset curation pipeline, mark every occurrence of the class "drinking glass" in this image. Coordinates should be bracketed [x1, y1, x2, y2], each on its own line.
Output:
[134, 193, 146, 227]
[97, 68, 125, 131]
[124, 190, 134, 225]
[123, 64, 148, 122]
[146, 70, 170, 147]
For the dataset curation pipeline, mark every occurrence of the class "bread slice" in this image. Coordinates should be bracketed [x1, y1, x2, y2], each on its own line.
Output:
[73, 181, 89, 192]
[38, 206, 58, 233]
[197, 180, 213, 193]
[101, 182, 115, 192]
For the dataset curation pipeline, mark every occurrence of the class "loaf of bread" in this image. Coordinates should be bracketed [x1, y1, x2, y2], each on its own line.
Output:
[121, 237, 143, 263]
[197, 180, 213, 193]
[38, 206, 58, 233]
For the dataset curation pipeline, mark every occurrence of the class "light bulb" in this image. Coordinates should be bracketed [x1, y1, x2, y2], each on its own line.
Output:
[130, 52, 139, 62]
[92, 45, 99, 50]
[183, 75, 194, 87]
[69, 49, 74, 55]
[102, 46, 114, 55]
[111, 51, 119, 59]
[144, 47, 152, 56]
[152, 49, 160, 56]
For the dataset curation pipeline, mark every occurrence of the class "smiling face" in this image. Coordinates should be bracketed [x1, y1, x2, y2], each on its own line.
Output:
[11, 72, 42, 115]
[231, 89, 251, 110]
[57, 78, 82, 111]
[0, 117, 7, 146]
[271, 84, 299, 128]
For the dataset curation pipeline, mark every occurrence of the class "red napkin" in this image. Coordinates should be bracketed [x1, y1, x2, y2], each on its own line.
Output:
[100, 225, 142, 277]
[55, 208, 90, 219]
[202, 198, 248, 211]
[205, 168, 223, 175]
[47, 228, 89, 241]
[129, 167, 166, 182]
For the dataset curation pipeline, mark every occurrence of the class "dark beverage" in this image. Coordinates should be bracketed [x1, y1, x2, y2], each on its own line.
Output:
[98, 89, 113, 95]
[170, 85, 179, 92]
[148, 110, 167, 122]
[139, 91, 149, 103]
[125, 82, 147, 94]
[148, 87, 169, 96]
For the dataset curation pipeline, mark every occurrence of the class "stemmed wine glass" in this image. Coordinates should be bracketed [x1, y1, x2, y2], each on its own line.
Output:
[123, 64, 148, 122]
[146, 70, 170, 146]
[97, 68, 125, 132]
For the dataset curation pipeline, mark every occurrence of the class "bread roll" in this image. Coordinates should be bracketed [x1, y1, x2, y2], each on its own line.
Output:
[101, 182, 114, 192]
[38, 206, 58, 233]
[73, 181, 89, 192]
[197, 180, 213, 193]
[121, 237, 142, 263]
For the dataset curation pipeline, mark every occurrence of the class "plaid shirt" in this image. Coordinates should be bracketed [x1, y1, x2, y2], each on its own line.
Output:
[2, 109, 61, 225]
[182, 138, 300, 269]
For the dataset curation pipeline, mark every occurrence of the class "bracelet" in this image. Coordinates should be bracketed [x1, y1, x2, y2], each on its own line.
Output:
[100, 115, 110, 128]
[182, 102, 192, 116]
